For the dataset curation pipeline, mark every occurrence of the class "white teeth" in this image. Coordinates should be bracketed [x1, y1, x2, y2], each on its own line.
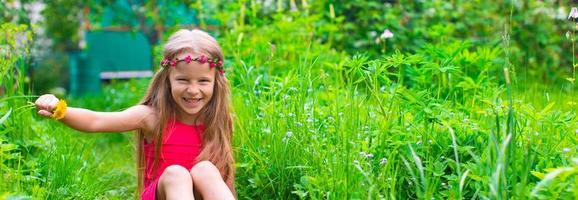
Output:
[183, 98, 201, 103]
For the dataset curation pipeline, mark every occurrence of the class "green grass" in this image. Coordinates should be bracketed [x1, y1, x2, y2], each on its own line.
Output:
[228, 55, 578, 199]
[1, 79, 143, 199]
[2, 5, 578, 200]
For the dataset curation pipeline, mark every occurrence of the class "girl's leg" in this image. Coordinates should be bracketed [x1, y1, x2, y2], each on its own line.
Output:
[157, 165, 195, 200]
[190, 161, 235, 200]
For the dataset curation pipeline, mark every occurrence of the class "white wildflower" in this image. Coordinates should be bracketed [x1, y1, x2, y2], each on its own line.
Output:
[380, 158, 388, 165]
[370, 31, 377, 37]
[263, 127, 271, 134]
[569, 7, 578, 20]
[282, 131, 293, 143]
[380, 29, 394, 39]
[304, 102, 311, 110]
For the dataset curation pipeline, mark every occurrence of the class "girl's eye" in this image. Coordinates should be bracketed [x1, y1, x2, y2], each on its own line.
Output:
[177, 79, 188, 82]
[200, 79, 210, 82]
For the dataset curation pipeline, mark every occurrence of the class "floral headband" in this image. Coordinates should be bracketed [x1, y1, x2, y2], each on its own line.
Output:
[160, 54, 225, 75]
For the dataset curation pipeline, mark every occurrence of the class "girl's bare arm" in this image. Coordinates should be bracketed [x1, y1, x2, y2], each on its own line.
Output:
[35, 94, 156, 133]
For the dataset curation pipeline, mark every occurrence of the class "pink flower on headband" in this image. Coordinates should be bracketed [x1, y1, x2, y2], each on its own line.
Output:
[160, 59, 169, 67]
[161, 54, 226, 75]
[184, 55, 192, 63]
[198, 55, 208, 64]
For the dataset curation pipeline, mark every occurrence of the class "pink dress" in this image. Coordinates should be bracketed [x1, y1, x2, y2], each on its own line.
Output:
[140, 119, 204, 200]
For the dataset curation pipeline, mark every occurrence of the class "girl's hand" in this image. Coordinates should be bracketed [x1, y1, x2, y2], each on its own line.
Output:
[35, 94, 60, 117]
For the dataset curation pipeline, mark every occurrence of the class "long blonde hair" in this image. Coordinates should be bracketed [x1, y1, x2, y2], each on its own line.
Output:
[135, 29, 235, 196]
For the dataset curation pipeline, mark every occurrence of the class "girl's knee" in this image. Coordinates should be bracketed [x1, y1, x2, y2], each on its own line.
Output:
[160, 165, 192, 184]
[190, 161, 222, 181]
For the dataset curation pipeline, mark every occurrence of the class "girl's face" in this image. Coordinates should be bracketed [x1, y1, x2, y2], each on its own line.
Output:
[169, 52, 216, 124]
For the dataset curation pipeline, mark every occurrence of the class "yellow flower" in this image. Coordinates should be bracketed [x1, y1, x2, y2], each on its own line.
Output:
[51, 99, 67, 120]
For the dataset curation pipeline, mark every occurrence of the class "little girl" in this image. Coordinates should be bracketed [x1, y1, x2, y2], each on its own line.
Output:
[35, 29, 236, 200]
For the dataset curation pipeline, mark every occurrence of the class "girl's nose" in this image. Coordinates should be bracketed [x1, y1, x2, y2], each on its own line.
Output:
[186, 85, 200, 95]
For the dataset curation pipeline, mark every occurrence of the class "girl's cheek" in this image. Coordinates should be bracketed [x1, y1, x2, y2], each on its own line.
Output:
[174, 83, 189, 90]
[206, 85, 215, 93]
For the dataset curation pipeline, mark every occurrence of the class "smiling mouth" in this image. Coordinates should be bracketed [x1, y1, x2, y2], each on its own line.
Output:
[183, 97, 202, 105]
